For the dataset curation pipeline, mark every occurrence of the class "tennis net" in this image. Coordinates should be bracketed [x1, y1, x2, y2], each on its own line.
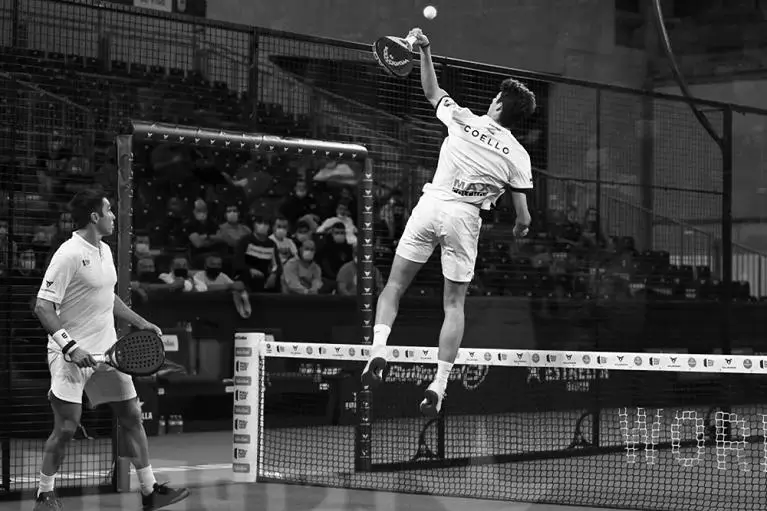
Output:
[232, 332, 767, 511]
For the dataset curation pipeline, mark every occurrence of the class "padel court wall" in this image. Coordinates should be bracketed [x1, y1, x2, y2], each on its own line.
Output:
[2, 0, 767, 499]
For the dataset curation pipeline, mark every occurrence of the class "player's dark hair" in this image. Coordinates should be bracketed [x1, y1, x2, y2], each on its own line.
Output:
[69, 189, 107, 229]
[498, 78, 536, 129]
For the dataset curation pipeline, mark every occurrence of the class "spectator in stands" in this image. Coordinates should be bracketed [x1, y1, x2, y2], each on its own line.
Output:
[291, 219, 314, 248]
[35, 129, 71, 199]
[50, 211, 75, 250]
[184, 199, 223, 266]
[151, 197, 189, 250]
[0, 219, 12, 278]
[553, 206, 582, 246]
[192, 254, 245, 292]
[234, 216, 280, 292]
[379, 190, 409, 248]
[337, 246, 384, 296]
[580, 207, 607, 248]
[11, 246, 43, 286]
[281, 239, 322, 295]
[269, 215, 297, 266]
[158, 254, 196, 292]
[316, 221, 353, 293]
[216, 204, 251, 249]
[316, 198, 357, 245]
[279, 180, 318, 226]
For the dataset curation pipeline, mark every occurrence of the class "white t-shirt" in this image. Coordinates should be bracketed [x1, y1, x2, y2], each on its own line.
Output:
[37, 232, 118, 354]
[422, 95, 533, 210]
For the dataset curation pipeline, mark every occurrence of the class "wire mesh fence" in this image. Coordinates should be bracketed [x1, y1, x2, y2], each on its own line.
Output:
[2, 0, 767, 500]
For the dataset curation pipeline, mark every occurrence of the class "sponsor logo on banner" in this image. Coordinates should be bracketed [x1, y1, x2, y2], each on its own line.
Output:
[597, 356, 607, 365]
[467, 351, 478, 362]
[563, 354, 576, 366]
[649, 357, 660, 366]
[614, 355, 628, 368]
[761, 360, 767, 370]
[349, 348, 356, 356]
[235, 390, 248, 401]
[512, 353, 526, 365]
[546, 354, 557, 363]
[634, 356, 642, 367]
[233, 434, 251, 444]
[484, 352, 492, 362]
[233, 447, 248, 459]
[277, 345, 285, 353]
[332, 346, 344, 358]
[531, 353, 540, 363]
[744, 359, 753, 369]
[236, 361, 249, 372]
[306, 346, 313, 355]
[667, 357, 681, 369]
[419, 350, 431, 362]
[392, 349, 400, 359]
[582, 355, 591, 365]
[234, 376, 251, 386]
[362, 348, 370, 357]
[498, 352, 508, 361]
[232, 463, 251, 473]
[233, 405, 251, 415]
[234, 419, 247, 430]
[291, 345, 301, 355]
[319, 346, 327, 355]
[265, 343, 272, 354]
[704, 359, 715, 368]
[688, 357, 697, 368]
[234, 347, 252, 357]
[405, 350, 414, 359]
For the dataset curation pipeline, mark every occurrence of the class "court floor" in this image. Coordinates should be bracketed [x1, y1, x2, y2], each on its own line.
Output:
[0, 431, 619, 511]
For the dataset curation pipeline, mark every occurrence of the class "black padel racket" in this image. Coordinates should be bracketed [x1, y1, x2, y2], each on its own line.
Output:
[372, 35, 417, 77]
[93, 330, 166, 377]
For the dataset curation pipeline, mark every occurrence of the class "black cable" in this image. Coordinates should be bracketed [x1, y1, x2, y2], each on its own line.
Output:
[650, 0, 723, 148]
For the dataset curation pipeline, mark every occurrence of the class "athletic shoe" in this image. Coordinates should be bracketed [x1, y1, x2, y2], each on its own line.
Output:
[32, 491, 63, 510]
[141, 483, 190, 511]
[361, 347, 387, 388]
[419, 381, 444, 418]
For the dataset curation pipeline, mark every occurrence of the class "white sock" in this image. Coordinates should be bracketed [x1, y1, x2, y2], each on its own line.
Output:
[136, 465, 157, 496]
[372, 324, 391, 356]
[434, 360, 453, 395]
[37, 472, 55, 497]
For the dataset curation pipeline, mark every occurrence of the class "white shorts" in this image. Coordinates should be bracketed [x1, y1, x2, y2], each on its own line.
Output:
[395, 195, 482, 283]
[48, 350, 137, 407]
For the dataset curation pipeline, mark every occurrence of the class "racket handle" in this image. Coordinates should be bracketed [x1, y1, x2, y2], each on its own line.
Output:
[404, 35, 418, 49]
[92, 354, 106, 363]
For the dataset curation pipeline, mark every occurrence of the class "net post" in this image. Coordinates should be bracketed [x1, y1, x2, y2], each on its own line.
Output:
[112, 134, 134, 493]
[355, 389, 373, 472]
[720, 106, 734, 356]
[358, 157, 375, 345]
[232, 332, 262, 483]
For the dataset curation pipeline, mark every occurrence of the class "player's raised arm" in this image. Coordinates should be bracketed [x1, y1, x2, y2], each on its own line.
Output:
[410, 28, 447, 107]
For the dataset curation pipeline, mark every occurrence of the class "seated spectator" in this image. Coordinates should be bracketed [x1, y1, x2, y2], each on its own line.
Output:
[553, 206, 582, 246]
[282, 239, 322, 295]
[50, 211, 75, 250]
[234, 216, 280, 292]
[279, 180, 318, 226]
[131, 256, 182, 303]
[10, 246, 43, 286]
[316, 198, 357, 246]
[192, 254, 245, 292]
[269, 215, 298, 265]
[337, 247, 384, 296]
[158, 254, 195, 292]
[291, 219, 314, 248]
[184, 200, 224, 266]
[151, 197, 189, 250]
[580, 207, 607, 248]
[216, 204, 251, 249]
[379, 190, 409, 248]
[317, 222, 353, 293]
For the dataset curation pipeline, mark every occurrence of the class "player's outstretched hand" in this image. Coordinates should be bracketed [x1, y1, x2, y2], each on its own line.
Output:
[68, 347, 97, 368]
[408, 28, 430, 49]
[513, 223, 530, 238]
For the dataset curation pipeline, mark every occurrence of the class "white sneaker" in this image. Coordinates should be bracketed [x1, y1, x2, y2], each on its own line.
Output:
[361, 346, 387, 388]
[419, 381, 444, 418]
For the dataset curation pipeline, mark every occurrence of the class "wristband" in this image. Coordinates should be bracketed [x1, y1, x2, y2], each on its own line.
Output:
[421, 43, 430, 50]
[52, 329, 73, 350]
[62, 340, 78, 355]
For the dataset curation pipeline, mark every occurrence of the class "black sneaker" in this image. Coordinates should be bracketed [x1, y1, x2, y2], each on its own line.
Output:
[141, 483, 190, 511]
[33, 491, 63, 511]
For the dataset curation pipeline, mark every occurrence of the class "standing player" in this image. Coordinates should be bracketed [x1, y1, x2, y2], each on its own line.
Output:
[33, 190, 189, 510]
[362, 28, 535, 417]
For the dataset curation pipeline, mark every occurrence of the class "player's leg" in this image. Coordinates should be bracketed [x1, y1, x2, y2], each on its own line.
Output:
[89, 369, 189, 509]
[420, 210, 481, 417]
[362, 205, 437, 386]
[35, 352, 86, 510]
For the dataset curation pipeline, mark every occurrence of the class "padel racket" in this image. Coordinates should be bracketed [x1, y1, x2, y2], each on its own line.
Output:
[372, 35, 418, 77]
[92, 330, 166, 377]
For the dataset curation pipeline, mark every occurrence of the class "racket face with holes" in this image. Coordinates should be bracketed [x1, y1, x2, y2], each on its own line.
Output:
[372, 36, 415, 78]
[105, 330, 166, 376]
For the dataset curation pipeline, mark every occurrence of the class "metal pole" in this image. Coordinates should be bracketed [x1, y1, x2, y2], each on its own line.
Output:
[720, 108, 734, 355]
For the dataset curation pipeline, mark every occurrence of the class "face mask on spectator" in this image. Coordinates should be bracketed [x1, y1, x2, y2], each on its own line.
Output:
[295, 189, 307, 199]
[333, 234, 346, 244]
[302, 249, 315, 261]
[226, 212, 239, 223]
[174, 268, 189, 279]
[194, 211, 207, 222]
[274, 227, 288, 240]
[136, 243, 150, 255]
[205, 267, 221, 280]
[21, 259, 36, 271]
[296, 232, 310, 244]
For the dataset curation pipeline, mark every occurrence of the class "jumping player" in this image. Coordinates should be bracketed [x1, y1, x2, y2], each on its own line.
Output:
[362, 28, 535, 417]
[33, 190, 189, 511]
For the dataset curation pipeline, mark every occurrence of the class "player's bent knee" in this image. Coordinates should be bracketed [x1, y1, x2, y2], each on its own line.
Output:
[53, 421, 79, 443]
[114, 400, 143, 430]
